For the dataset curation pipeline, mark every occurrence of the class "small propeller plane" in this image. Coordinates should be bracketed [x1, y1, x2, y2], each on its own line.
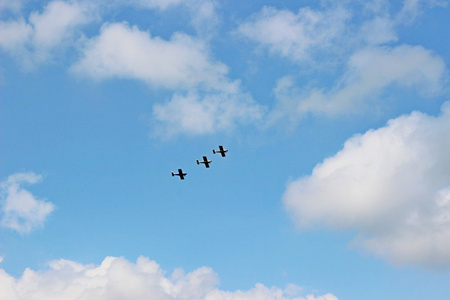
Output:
[171, 169, 187, 180]
[196, 156, 212, 168]
[213, 145, 228, 157]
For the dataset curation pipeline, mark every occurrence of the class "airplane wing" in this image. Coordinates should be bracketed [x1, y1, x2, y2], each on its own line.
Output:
[201, 156, 210, 168]
[178, 169, 185, 180]
[219, 145, 226, 156]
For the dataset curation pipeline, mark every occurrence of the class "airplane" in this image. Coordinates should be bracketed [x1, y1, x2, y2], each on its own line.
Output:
[196, 156, 212, 168]
[213, 145, 228, 157]
[171, 169, 187, 180]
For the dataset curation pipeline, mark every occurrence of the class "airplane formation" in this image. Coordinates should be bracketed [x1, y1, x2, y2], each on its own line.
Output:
[171, 145, 228, 180]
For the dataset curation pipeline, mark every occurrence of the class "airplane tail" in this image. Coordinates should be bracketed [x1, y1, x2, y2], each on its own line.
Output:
[212, 149, 216, 154]
[196, 160, 200, 164]
[171, 172, 174, 176]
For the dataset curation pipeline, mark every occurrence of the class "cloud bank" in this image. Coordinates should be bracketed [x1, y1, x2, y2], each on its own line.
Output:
[0, 256, 337, 300]
[1, 0, 447, 137]
[284, 102, 450, 267]
[0, 172, 54, 234]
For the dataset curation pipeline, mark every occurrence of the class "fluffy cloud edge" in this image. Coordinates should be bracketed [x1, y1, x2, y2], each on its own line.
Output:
[236, 5, 349, 63]
[283, 102, 450, 267]
[151, 91, 266, 137]
[270, 44, 446, 121]
[71, 21, 236, 92]
[0, 172, 54, 234]
[0, 255, 338, 300]
[0, 1, 95, 68]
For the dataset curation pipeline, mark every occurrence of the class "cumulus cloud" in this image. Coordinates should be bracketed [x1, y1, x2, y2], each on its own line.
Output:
[237, 5, 349, 63]
[0, 0, 94, 68]
[0, 256, 337, 300]
[152, 91, 266, 137]
[68, 5, 265, 136]
[71, 21, 267, 136]
[283, 103, 450, 267]
[271, 44, 446, 119]
[72, 22, 234, 91]
[0, 172, 54, 234]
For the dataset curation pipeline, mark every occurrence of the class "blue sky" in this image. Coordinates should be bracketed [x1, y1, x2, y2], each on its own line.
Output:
[1, 0, 450, 299]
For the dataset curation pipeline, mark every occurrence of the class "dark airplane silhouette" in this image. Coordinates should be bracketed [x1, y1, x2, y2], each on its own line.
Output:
[171, 169, 187, 180]
[213, 145, 228, 157]
[196, 156, 212, 168]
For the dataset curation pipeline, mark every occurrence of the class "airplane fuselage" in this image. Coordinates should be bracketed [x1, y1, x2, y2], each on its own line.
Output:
[213, 145, 228, 157]
[172, 169, 187, 180]
[197, 156, 212, 168]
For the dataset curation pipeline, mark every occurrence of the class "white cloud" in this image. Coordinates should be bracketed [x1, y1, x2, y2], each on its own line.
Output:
[152, 91, 266, 137]
[0, 18, 33, 55]
[131, 0, 186, 10]
[1, 172, 54, 234]
[271, 44, 446, 119]
[237, 6, 349, 62]
[28, 1, 92, 49]
[237, 1, 448, 64]
[358, 17, 397, 45]
[72, 22, 234, 92]
[185, 0, 219, 38]
[132, 0, 219, 35]
[0, 0, 94, 67]
[0, 256, 337, 300]
[70, 8, 263, 137]
[283, 103, 450, 267]
[396, 0, 448, 24]
[0, 0, 24, 13]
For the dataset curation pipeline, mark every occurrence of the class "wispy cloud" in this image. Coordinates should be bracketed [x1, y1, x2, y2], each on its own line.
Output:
[132, 0, 220, 37]
[396, 0, 448, 24]
[236, 5, 349, 63]
[238, 0, 447, 126]
[0, 0, 94, 68]
[152, 91, 266, 137]
[0, 0, 24, 13]
[0, 172, 54, 234]
[0, 256, 337, 300]
[271, 44, 446, 120]
[283, 102, 450, 267]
